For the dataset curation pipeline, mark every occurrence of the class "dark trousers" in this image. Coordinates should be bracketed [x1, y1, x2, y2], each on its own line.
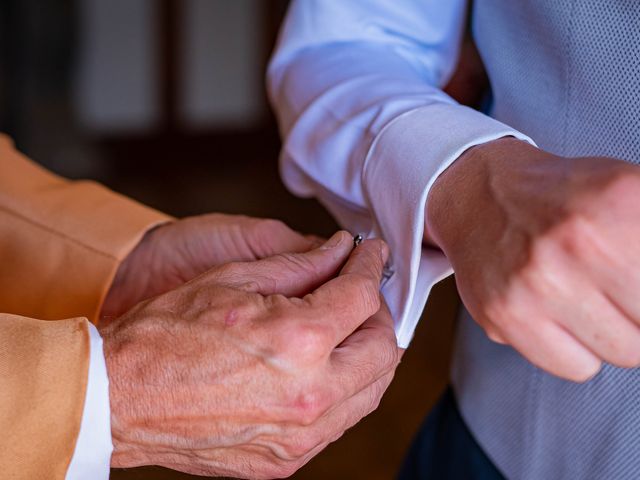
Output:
[398, 387, 505, 480]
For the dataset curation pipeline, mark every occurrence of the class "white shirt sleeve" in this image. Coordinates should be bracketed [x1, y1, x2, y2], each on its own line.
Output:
[66, 322, 113, 480]
[268, 0, 535, 347]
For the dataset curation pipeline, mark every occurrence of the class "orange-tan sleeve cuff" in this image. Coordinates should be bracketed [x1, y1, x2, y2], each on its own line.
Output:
[0, 313, 90, 479]
[0, 134, 172, 323]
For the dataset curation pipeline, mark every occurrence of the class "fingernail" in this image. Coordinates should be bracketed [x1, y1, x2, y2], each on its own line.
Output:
[320, 231, 345, 250]
[379, 242, 390, 262]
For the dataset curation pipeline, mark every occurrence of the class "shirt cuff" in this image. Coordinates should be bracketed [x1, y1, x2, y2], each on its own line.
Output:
[66, 323, 112, 480]
[362, 103, 535, 348]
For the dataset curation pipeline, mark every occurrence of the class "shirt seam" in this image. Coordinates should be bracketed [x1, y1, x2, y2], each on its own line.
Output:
[0, 203, 117, 261]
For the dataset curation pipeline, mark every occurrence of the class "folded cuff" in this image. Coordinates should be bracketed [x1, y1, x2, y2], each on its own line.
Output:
[66, 323, 112, 480]
[362, 103, 535, 347]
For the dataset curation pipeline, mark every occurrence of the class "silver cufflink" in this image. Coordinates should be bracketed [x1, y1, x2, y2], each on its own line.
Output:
[353, 233, 394, 286]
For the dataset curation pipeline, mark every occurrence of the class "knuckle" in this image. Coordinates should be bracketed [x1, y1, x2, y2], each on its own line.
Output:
[249, 219, 294, 258]
[568, 361, 602, 383]
[280, 435, 316, 461]
[274, 252, 319, 276]
[368, 384, 385, 413]
[369, 288, 383, 312]
[524, 237, 557, 284]
[256, 459, 294, 480]
[482, 278, 537, 333]
[379, 336, 400, 370]
[558, 215, 590, 242]
[238, 279, 263, 292]
[484, 325, 507, 345]
[265, 293, 291, 314]
[214, 261, 245, 281]
[357, 246, 384, 279]
[290, 324, 330, 360]
[258, 218, 289, 234]
[362, 380, 386, 416]
[289, 387, 331, 426]
[349, 274, 381, 314]
[478, 321, 506, 344]
[624, 347, 640, 368]
[258, 275, 279, 292]
[604, 167, 640, 197]
[481, 297, 513, 330]
[610, 343, 640, 369]
[552, 216, 597, 261]
[272, 460, 303, 479]
[328, 430, 346, 445]
[360, 242, 383, 266]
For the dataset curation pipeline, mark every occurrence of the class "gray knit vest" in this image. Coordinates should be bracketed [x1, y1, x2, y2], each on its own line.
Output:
[451, 1, 640, 478]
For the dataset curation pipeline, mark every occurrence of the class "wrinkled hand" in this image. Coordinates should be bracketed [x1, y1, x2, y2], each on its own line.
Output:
[426, 138, 640, 382]
[101, 231, 401, 479]
[102, 214, 320, 321]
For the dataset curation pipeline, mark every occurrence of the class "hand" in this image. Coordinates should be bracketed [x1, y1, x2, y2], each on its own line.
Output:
[425, 138, 640, 382]
[102, 214, 320, 321]
[101, 231, 401, 479]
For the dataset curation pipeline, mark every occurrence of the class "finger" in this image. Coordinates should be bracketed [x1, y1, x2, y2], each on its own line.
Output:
[329, 299, 400, 400]
[305, 238, 389, 346]
[491, 255, 605, 381]
[324, 369, 394, 435]
[501, 314, 602, 382]
[550, 286, 640, 369]
[524, 250, 640, 369]
[305, 234, 326, 249]
[253, 220, 320, 257]
[555, 210, 640, 325]
[211, 231, 354, 297]
[584, 247, 640, 328]
[288, 370, 396, 467]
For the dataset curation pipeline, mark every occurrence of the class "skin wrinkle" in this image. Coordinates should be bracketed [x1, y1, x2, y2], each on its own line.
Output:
[102, 214, 318, 323]
[130, 416, 281, 451]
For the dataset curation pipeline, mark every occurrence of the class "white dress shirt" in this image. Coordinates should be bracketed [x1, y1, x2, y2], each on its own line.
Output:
[66, 323, 112, 479]
[268, 0, 533, 347]
[67, 1, 538, 475]
[268, 2, 640, 479]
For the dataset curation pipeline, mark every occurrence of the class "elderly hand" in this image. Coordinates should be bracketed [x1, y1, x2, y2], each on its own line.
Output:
[101, 231, 401, 479]
[426, 137, 640, 382]
[101, 214, 320, 321]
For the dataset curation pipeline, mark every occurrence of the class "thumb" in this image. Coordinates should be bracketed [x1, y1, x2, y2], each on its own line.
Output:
[214, 230, 354, 297]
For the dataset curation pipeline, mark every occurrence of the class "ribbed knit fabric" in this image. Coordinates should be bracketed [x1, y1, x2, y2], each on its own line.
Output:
[452, 1, 640, 479]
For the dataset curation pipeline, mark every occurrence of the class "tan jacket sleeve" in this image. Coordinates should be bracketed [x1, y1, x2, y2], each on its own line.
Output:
[0, 314, 89, 480]
[0, 133, 172, 322]
[0, 134, 172, 478]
